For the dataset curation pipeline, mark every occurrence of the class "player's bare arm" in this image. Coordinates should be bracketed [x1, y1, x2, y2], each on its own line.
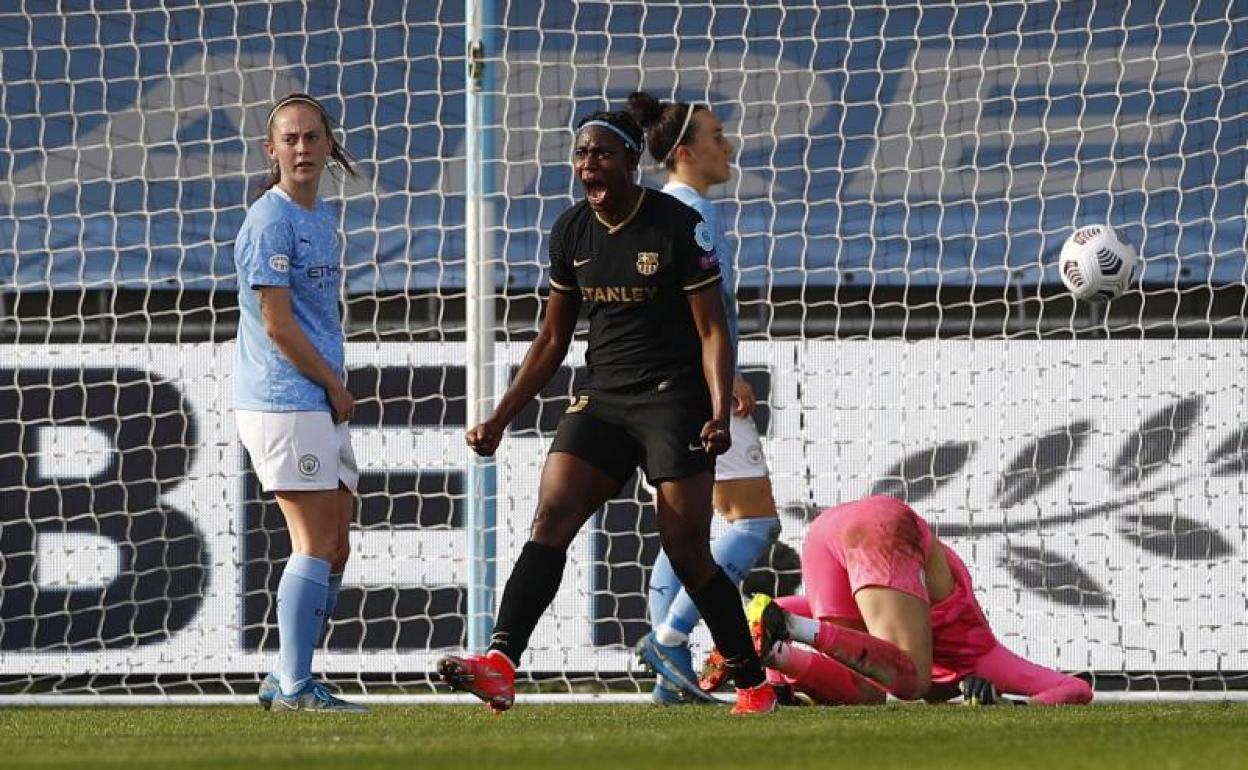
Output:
[258, 285, 354, 423]
[687, 285, 732, 456]
[731, 373, 756, 417]
[466, 289, 582, 456]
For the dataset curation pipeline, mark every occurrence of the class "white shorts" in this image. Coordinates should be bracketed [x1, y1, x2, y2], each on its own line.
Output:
[715, 413, 769, 481]
[237, 410, 359, 493]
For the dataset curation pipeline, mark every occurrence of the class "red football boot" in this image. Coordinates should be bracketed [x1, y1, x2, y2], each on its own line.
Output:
[437, 651, 516, 713]
[730, 681, 778, 715]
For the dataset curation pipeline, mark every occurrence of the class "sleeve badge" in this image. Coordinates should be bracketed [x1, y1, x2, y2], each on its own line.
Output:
[694, 220, 714, 252]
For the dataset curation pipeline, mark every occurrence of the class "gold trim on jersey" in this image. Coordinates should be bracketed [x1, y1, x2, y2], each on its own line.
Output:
[683, 273, 723, 293]
[549, 278, 577, 293]
[594, 188, 646, 234]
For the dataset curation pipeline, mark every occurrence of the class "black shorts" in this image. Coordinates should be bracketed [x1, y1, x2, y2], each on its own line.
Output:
[548, 382, 714, 484]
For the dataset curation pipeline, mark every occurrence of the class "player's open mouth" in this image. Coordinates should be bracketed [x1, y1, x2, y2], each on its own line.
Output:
[583, 181, 608, 208]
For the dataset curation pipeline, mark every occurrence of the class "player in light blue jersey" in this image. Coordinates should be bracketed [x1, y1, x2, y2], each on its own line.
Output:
[628, 91, 782, 705]
[234, 92, 365, 713]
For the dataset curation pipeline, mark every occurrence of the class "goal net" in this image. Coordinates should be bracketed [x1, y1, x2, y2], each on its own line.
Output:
[1, 0, 1245, 702]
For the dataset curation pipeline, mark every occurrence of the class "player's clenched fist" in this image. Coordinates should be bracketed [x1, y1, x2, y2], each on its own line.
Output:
[700, 418, 731, 457]
[466, 419, 505, 457]
[328, 383, 355, 424]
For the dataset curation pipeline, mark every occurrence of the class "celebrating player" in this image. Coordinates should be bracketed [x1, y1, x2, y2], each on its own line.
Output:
[627, 91, 782, 706]
[705, 495, 1094, 706]
[437, 110, 776, 715]
[233, 92, 365, 712]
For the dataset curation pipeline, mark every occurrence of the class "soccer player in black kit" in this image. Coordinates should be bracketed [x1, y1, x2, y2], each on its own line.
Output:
[437, 110, 777, 715]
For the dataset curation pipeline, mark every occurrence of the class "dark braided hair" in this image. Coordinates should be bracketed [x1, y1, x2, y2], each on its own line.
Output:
[256, 92, 357, 198]
[574, 110, 645, 158]
[628, 90, 707, 170]
[741, 541, 803, 599]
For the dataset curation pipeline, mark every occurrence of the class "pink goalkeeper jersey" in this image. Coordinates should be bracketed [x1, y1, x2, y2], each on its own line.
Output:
[801, 496, 997, 683]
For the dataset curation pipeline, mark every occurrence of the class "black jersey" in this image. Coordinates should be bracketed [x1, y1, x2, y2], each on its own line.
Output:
[548, 188, 723, 393]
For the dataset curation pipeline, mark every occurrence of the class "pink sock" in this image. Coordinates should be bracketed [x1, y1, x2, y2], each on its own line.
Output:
[774, 595, 813, 616]
[973, 644, 1092, 705]
[811, 622, 923, 699]
[770, 642, 886, 705]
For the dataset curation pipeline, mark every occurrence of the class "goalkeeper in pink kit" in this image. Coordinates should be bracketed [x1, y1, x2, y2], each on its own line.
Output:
[709, 495, 1093, 706]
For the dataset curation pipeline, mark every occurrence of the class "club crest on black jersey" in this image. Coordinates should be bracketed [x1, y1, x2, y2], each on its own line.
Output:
[546, 188, 723, 392]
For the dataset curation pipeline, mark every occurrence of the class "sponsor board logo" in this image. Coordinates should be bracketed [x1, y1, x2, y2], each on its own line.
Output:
[841, 396, 1239, 610]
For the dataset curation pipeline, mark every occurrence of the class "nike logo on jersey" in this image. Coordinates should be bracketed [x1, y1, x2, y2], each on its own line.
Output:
[687, 442, 705, 452]
[573, 257, 593, 267]
[299, 237, 312, 245]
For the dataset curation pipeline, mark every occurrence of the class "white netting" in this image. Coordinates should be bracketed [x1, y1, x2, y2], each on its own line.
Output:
[0, 0, 1246, 700]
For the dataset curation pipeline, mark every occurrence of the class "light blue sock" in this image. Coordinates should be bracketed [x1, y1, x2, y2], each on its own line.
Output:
[647, 550, 683, 633]
[318, 572, 344, 646]
[277, 553, 331, 693]
[325, 572, 344, 619]
[661, 517, 780, 636]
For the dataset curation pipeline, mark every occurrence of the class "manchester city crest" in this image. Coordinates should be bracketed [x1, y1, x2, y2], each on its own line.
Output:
[636, 252, 659, 276]
[298, 454, 321, 477]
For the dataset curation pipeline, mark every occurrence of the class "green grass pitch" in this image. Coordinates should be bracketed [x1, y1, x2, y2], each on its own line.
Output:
[2, 703, 1246, 770]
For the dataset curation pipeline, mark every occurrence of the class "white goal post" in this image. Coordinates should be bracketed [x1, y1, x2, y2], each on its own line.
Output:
[0, 0, 1245, 704]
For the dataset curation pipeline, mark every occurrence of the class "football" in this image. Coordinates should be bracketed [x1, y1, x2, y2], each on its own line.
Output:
[1058, 224, 1139, 301]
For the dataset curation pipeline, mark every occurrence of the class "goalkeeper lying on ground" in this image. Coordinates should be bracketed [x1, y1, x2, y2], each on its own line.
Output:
[702, 494, 1093, 706]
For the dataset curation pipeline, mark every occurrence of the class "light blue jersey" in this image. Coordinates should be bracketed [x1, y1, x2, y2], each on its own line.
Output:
[662, 181, 740, 361]
[233, 187, 345, 412]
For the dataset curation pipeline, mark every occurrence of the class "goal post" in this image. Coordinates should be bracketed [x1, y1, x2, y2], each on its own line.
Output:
[464, 0, 499, 656]
[1, 0, 1246, 703]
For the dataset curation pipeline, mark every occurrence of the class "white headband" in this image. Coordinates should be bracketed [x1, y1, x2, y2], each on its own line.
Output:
[266, 95, 326, 131]
[658, 103, 698, 167]
[578, 120, 642, 154]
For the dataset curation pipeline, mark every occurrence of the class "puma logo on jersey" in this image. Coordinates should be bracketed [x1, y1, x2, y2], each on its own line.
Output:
[573, 257, 593, 267]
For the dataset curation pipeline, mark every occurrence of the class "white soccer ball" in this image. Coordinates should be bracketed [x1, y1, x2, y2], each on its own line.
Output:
[1058, 224, 1139, 301]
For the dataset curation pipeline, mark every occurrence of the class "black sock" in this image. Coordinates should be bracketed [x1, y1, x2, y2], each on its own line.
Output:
[487, 541, 567, 665]
[688, 568, 766, 689]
